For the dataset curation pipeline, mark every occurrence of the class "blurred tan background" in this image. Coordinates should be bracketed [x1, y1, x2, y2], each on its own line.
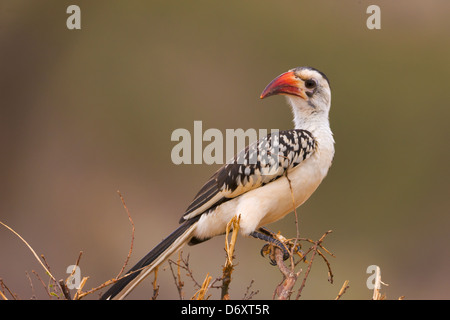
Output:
[1, 0, 449, 300]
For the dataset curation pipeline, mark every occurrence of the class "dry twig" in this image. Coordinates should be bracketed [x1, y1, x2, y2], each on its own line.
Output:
[115, 190, 135, 279]
[0, 278, 16, 300]
[221, 214, 241, 300]
[25, 271, 36, 300]
[0, 221, 56, 283]
[151, 267, 159, 300]
[242, 280, 259, 300]
[75, 190, 136, 299]
[168, 252, 188, 299]
[296, 230, 333, 299]
[192, 273, 212, 300]
[370, 266, 388, 300]
[273, 247, 300, 300]
[335, 280, 350, 300]
[58, 279, 71, 300]
[0, 288, 8, 300]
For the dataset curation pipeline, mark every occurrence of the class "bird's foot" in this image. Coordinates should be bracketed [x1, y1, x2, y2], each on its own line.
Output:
[259, 243, 288, 266]
[250, 228, 303, 266]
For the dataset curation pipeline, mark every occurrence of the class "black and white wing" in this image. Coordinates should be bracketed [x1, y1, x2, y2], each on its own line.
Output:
[180, 129, 317, 222]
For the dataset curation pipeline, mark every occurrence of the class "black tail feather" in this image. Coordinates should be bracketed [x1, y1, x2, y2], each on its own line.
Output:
[100, 216, 200, 300]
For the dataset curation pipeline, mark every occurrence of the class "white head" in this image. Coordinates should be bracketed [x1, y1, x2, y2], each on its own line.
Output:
[260, 66, 332, 130]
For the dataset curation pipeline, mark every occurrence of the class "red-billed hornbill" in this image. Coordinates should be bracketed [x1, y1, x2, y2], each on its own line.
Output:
[101, 66, 334, 300]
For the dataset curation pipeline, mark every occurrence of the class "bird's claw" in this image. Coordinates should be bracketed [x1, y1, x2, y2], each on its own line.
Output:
[260, 243, 278, 265]
[260, 239, 304, 266]
[251, 228, 305, 266]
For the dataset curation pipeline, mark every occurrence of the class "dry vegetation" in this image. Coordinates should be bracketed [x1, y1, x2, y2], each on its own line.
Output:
[0, 189, 392, 300]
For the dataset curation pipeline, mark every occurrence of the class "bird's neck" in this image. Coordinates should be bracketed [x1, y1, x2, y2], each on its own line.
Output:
[288, 97, 334, 154]
[288, 98, 329, 131]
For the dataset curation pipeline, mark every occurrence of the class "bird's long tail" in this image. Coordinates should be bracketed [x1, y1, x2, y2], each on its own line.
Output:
[100, 216, 200, 300]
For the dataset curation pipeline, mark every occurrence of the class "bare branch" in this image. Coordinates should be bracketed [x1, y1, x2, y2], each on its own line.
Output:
[192, 273, 212, 300]
[25, 271, 36, 300]
[115, 190, 135, 279]
[273, 247, 300, 300]
[151, 267, 159, 300]
[0, 221, 56, 282]
[0, 278, 17, 300]
[295, 230, 332, 299]
[335, 280, 350, 300]
[221, 214, 241, 300]
[58, 279, 71, 300]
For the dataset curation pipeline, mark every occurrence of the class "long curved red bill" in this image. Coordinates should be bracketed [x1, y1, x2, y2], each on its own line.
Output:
[260, 71, 305, 99]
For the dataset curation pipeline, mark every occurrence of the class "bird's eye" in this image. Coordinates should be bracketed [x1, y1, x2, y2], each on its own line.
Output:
[305, 79, 317, 89]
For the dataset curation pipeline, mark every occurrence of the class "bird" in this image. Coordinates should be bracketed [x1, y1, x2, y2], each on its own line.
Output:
[100, 66, 335, 300]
